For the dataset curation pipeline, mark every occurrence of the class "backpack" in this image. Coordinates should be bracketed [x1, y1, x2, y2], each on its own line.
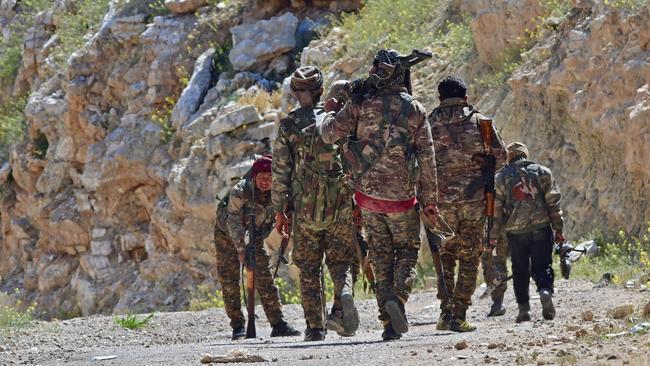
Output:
[285, 107, 347, 231]
[340, 92, 417, 182]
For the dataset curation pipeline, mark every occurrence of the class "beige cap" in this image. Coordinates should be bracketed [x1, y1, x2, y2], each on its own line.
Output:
[506, 142, 529, 160]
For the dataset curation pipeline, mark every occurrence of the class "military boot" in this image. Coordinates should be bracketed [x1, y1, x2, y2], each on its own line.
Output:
[516, 303, 531, 323]
[539, 289, 556, 320]
[381, 323, 402, 341]
[341, 289, 360, 334]
[231, 325, 246, 340]
[449, 314, 476, 333]
[325, 310, 354, 336]
[304, 327, 326, 342]
[270, 321, 301, 337]
[436, 311, 452, 331]
[384, 297, 408, 334]
[487, 297, 506, 317]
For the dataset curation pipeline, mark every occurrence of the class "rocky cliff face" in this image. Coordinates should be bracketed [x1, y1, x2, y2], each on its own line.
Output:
[0, 0, 647, 317]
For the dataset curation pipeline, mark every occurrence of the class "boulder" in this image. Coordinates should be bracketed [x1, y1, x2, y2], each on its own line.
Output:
[164, 0, 208, 14]
[172, 48, 215, 130]
[229, 12, 299, 71]
[208, 105, 261, 136]
[79, 255, 111, 281]
[37, 259, 76, 292]
[607, 304, 635, 319]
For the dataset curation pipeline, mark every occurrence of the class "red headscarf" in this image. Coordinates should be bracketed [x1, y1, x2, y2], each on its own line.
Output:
[252, 154, 272, 175]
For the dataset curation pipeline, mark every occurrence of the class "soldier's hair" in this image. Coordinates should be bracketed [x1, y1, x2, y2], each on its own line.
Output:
[438, 76, 467, 99]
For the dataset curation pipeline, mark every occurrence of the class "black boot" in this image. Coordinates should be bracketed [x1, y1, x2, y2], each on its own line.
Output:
[516, 303, 531, 323]
[539, 289, 556, 320]
[382, 323, 402, 341]
[487, 297, 506, 317]
[384, 297, 408, 334]
[304, 327, 326, 341]
[231, 326, 246, 340]
[270, 321, 301, 337]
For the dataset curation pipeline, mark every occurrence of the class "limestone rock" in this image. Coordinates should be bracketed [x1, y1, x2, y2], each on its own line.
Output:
[208, 105, 261, 136]
[229, 12, 299, 71]
[172, 48, 215, 130]
[164, 0, 208, 14]
[38, 258, 76, 292]
[607, 304, 635, 319]
[454, 340, 468, 350]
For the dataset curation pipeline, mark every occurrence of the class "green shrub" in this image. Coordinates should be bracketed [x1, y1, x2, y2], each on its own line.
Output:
[0, 290, 36, 329]
[151, 96, 176, 144]
[334, 0, 444, 58]
[52, 0, 111, 66]
[604, 0, 649, 11]
[188, 285, 225, 311]
[114, 312, 154, 329]
[568, 225, 650, 285]
[0, 97, 28, 162]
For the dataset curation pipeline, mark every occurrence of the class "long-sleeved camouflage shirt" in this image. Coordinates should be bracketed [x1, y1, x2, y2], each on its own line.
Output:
[490, 158, 564, 237]
[320, 86, 438, 206]
[428, 98, 506, 204]
[271, 105, 347, 214]
[226, 178, 274, 253]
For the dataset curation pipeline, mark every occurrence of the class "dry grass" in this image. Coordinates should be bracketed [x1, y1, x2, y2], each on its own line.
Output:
[237, 90, 282, 113]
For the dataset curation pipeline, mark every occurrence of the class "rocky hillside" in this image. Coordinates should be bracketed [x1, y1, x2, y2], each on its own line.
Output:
[0, 0, 648, 317]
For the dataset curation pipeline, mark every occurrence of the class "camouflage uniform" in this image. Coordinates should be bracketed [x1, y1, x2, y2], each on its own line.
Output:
[320, 85, 438, 325]
[489, 157, 564, 304]
[480, 232, 509, 301]
[214, 178, 284, 329]
[428, 97, 506, 320]
[272, 105, 357, 331]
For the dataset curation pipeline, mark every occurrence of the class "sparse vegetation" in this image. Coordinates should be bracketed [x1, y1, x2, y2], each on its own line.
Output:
[114, 312, 154, 330]
[0, 290, 36, 329]
[151, 96, 177, 144]
[0, 97, 28, 162]
[237, 89, 282, 114]
[568, 224, 650, 285]
[188, 285, 226, 311]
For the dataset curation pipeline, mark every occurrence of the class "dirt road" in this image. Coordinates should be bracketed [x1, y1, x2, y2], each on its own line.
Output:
[1, 280, 648, 365]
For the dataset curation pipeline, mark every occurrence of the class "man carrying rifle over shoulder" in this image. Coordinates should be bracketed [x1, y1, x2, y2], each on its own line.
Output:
[215, 154, 300, 340]
[427, 76, 506, 332]
[321, 49, 438, 341]
[272, 67, 359, 342]
[490, 142, 565, 323]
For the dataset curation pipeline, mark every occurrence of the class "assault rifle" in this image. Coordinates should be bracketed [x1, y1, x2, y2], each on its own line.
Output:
[273, 234, 291, 279]
[555, 241, 587, 280]
[477, 118, 498, 285]
[350, 49, 432, 103]
[424, 229, 450, 304]
[244, 190, 257, 339]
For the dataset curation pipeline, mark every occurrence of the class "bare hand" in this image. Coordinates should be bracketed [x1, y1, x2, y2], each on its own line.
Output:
[324, 98, 341, 113]
[554, 230, 565, 244]
[275, 212, 290, 237]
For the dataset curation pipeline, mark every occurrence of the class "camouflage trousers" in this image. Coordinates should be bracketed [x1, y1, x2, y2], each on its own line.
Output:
[362, 206, 420, 323]
[293, 206, 356, 329]
[437, 201, 484, 318]
[480, 233, 509, 302]
[214, 229, 284, 329]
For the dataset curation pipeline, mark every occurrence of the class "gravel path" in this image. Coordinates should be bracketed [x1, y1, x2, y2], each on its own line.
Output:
[1, 280, 648, 365]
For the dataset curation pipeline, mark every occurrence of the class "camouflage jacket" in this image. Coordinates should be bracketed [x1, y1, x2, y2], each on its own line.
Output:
[428, 98, 506, 204]
[226, 178, 274, 253]
[490, 158, 564, 237]
[272, 105, 349, 227]
[320, 86, 438, 206]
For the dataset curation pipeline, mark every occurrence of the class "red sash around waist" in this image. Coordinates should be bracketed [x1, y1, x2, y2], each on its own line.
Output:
[354, 191, 417, 214]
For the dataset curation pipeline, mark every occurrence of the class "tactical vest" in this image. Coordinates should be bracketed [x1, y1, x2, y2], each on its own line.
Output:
[214, 169, 254, 233]
[284, 107, 347, 231]
[340, 92, 417, 181]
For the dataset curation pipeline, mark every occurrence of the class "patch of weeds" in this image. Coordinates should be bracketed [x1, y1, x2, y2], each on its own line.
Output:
[237, 89, 282, 114]
[147, 0, 171, 17]
[151, 96, 176, 144]
[188, 285, 225, 310]
[604, 0, 649, 11]
[432, 17, 475, 64]
[0, 0, 50, 82]
[114, 312, 154, 330]
[0, 289, 37, 329]
[0, 97, 28, 162]
[52, 0, 111, 66]
[474, 58, 523, 89]
[276, 277, 301, 305]
[567, 223, 650, 285]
